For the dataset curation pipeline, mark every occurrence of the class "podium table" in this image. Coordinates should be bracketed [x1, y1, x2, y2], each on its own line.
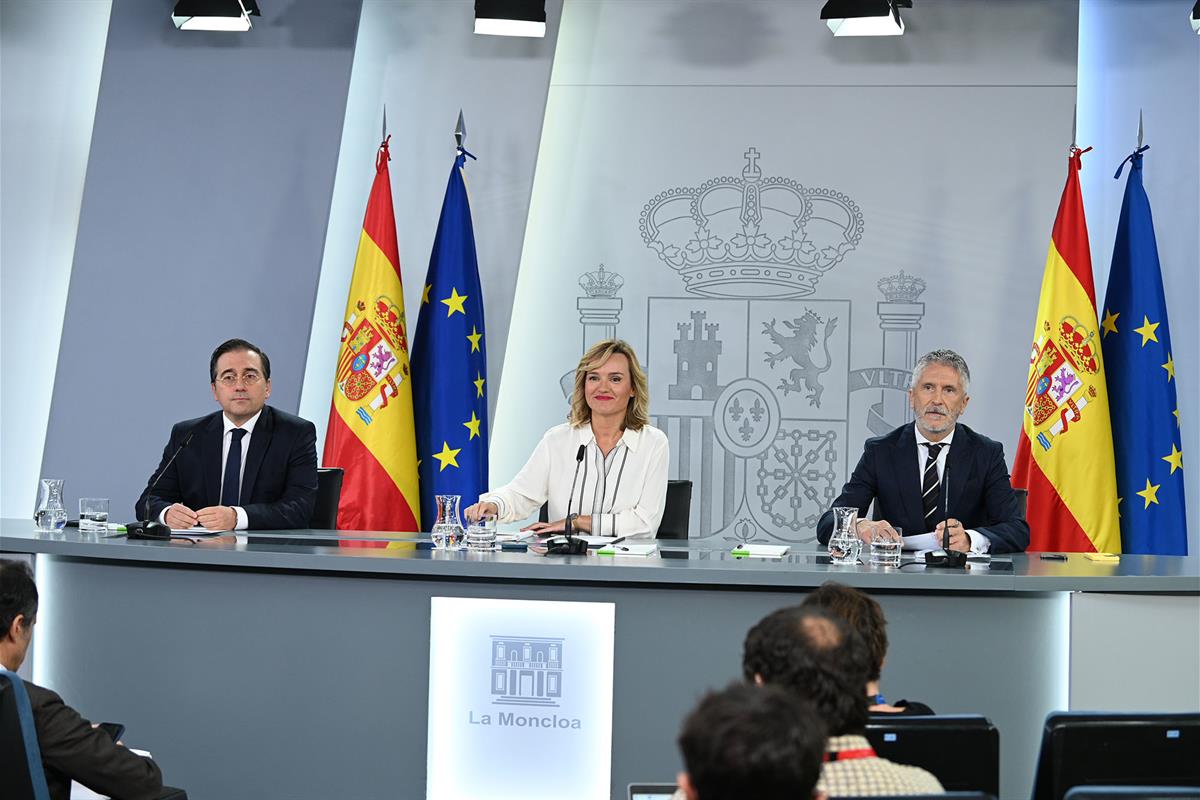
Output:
[2, 520, 1196, 800]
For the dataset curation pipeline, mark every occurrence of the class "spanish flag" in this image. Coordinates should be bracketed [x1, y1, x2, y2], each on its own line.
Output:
[322, 136, 421, 535]
[1013, 148, 1120, 553]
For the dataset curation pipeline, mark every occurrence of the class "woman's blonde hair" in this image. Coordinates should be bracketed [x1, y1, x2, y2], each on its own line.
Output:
[568, 339, 650, 430]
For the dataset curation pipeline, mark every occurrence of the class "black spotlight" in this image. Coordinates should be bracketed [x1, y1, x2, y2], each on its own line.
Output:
[475, 0, 547, 38]
[172, 0, 261, 32]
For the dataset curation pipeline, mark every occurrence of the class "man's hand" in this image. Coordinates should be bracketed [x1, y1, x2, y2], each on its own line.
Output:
[164, 503, 199, 529]
[934, 518, 971, 552]
[855, 519, 901, 546]
[464, 501, 498, 523]
[196, 505, 237, 531]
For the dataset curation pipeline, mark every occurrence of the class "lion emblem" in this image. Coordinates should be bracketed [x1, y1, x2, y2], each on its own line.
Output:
[762, 310, 839, 407]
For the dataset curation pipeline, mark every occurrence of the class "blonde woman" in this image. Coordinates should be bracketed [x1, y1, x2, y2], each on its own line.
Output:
[464, 340, 669, 539]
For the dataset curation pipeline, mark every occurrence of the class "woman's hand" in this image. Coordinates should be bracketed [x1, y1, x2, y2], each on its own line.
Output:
[521, 515, 591, 535]
[464, 501, 498, 523]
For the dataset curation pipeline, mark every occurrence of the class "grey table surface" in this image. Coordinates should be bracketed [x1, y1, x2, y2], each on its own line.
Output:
[3, 519, 1196, 593]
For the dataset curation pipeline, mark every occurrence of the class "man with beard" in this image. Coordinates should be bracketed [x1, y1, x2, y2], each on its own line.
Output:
[817, 349, 1028, 554]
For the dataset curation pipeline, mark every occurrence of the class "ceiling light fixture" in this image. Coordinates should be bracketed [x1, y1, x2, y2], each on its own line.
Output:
[821, 0, 911, 37]
[172, 0, 260, 32]
[475, 0, 546, 38]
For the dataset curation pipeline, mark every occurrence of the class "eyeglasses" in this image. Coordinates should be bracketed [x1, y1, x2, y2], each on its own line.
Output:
[216, 372, 263, 387]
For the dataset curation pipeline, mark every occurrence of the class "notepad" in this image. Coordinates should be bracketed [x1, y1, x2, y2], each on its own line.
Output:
[596, 543, 658, 557]
[731, 544, 789, 558]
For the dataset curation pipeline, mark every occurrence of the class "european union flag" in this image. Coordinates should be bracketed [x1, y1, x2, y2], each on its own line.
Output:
[1101, 147, 1187, 554]
[411, 148, 488, 530]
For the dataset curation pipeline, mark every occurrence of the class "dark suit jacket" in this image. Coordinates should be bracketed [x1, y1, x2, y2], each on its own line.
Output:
[136, 405, 318, 530]
[24, 680, 163, 800]
[816, 423, 1029, 553]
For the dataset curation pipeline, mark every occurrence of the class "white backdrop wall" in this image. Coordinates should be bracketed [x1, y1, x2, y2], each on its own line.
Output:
[299, 0, 562, 453]
[0, 0, 111, 518]
[492, 0, 1081, 545]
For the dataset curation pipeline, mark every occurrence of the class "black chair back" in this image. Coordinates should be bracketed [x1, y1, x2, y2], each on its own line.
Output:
[1032, 712, 1200, 800]
[1014, 487, 1029, 520]
[311, 467, 344, 529]
[656, 480, 692, 539]
[0, 671, 51, 800]
[865, 715, 998, 797]
[1064, 788, 1200, 799]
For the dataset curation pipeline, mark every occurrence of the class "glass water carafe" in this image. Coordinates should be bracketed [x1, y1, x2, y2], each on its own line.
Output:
[431, 494, 464, 550]
[35, 478, 68, 532]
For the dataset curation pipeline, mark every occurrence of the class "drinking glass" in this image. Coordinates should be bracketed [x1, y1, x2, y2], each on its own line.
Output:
[870, 526, 903, 568]
[79, 498, 110, 536]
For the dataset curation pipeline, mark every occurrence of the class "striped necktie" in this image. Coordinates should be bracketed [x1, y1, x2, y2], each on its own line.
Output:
[922, 443, 945, 528]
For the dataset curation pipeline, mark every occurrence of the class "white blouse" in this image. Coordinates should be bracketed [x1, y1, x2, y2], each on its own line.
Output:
[479, 423, 670, 539]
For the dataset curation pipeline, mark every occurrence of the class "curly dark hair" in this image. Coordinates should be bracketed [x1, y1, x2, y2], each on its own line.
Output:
[679, 682, 827, 800]
[742, 605, 871, 736]
[801, 581, 888, 683]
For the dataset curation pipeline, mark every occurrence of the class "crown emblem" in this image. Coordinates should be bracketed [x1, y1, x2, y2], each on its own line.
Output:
[579, 264, 624, 298]
[1057, 316, 1098, 374]
[877, 270, 926, 302]
[373, 295, 408, 354]
[639, 148, 864, 298]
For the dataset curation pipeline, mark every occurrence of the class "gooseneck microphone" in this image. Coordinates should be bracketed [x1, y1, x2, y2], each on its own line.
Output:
[925, 446, 967, 568]
[125, 430, 195, 540]
[546, 444, 589, 555]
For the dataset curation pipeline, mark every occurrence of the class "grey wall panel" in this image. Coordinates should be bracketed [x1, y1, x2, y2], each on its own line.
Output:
[1070, 591, 1200, 711]
[40, 0, 362, 520]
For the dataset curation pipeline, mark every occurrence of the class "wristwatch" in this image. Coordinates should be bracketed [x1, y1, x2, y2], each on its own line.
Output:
[566, 513, 579, 530]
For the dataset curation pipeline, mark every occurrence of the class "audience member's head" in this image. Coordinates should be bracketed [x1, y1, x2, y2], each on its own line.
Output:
[801, 581, 888, 683]
[677, 682, 827, 800]
[0, 559, 39, 671]
[742, 605, 871, 736]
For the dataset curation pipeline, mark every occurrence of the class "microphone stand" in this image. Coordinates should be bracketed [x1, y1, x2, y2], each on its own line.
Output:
[925, 450, 967, 568]
[125, 430, 195, 540]
[547, 444, 589, 555]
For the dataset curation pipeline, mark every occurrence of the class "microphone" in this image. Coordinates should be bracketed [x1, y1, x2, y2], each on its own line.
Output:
[125, 430, 195, 540]
[925, 445, 967, 568]
[547, 444, 589, 556]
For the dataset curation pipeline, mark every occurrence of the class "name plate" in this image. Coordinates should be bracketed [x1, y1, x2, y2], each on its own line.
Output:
[427, 596, 616, 800]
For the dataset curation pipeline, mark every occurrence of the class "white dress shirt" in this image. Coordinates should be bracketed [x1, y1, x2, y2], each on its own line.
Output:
[479, 422, 670, 539]
[159, 410, 260, 531]
[914, 425, 989, 553]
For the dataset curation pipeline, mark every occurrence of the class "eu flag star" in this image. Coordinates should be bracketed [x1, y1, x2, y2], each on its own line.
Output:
[473, 371, 485, 398]
[1162, 444, 1183, 475]
[463, 411, 482, 440]
[422, 283, 432, 304]
[1133, 315, 1160, 347]
[1161, 353, 1175, 382]
[1101, 309, 1119, 337]
[441, 288, 468, 317]
[1135, 478, 1160, 509]
[432, 441, 461, 472]
[466, 325, 483, 353]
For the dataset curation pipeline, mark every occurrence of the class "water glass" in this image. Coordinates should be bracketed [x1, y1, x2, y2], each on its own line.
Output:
[870, 526, 903, 568]
[465, 517, 498, 551]
[828, 506, 861, 565]
[79, 498, 110, 536]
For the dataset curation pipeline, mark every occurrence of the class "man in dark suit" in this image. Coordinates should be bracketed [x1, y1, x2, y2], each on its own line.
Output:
[136, 338, 318, 531]
[1, 559, 164, 800]
[817, 349, 1028, 554]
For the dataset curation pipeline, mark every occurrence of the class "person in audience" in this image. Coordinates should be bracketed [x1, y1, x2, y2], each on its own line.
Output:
[676, 682, 827, 800]
[464, 339, 669, 538]
[816, 348, 1028, 554]
[801, 581, 934, 716]
[136, 337, 318, 531]
[1, 559, 164, 800]
[743, 605, 944, 796]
